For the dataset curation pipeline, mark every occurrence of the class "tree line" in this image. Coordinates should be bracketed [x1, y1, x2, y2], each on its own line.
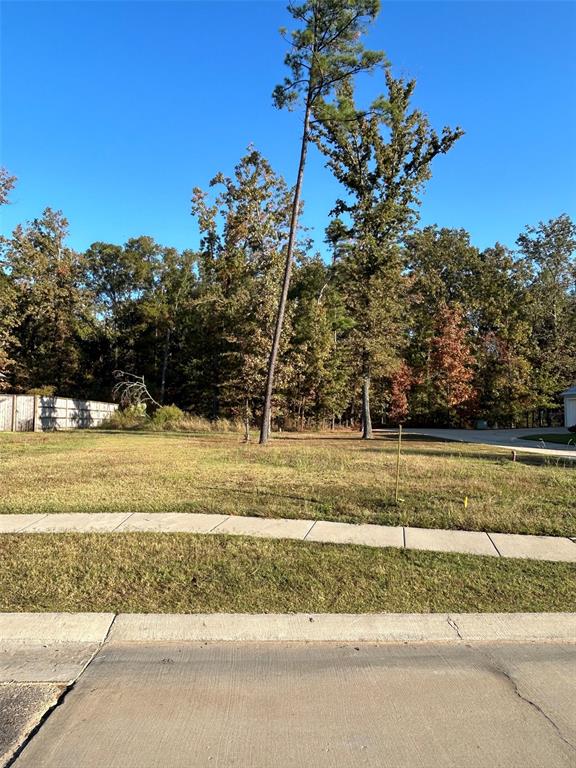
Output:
[1, 1, 574, 433]
[1, 162, 574, 430]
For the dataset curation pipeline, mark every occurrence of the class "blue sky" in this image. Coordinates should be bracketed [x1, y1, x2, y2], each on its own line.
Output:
[1, 0, 575, 258]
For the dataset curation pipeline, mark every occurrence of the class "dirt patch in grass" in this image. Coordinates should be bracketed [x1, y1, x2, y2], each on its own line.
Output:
[0, 533, 574, 613]
[0, 431, 574, 536]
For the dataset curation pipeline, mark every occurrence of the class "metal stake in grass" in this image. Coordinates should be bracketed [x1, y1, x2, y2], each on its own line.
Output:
[395, 425, 404, 504]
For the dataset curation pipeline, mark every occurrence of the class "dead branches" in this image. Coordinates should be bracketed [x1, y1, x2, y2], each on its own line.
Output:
[112, 371, 160, 409]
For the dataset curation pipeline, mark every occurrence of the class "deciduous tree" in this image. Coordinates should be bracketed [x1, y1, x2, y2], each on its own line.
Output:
[5, 209, 90, 392]
[517, 214, 576, 416]
[313, 73, 463, 436]
[429, 304, 477, 426]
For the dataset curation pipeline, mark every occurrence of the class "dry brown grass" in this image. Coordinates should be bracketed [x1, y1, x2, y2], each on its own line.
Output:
[1, 533, 574, 613]
[0, 430, 574, 536]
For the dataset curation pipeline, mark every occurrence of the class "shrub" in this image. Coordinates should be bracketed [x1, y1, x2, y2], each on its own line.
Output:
[99, 404, 148, 430]
[151, 411, 241, 433]
[198, 416, 241, 433]
[568, 424, 576, 434]
[99, 404, 242, 434]
[150, 405, 185, 430]
[26, 385, 56, 396]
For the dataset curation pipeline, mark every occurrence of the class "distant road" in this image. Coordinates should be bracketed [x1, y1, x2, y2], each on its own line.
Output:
[398, 427, 576, 458]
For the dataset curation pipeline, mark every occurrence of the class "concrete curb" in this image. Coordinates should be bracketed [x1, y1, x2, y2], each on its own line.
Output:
[2, 613, 575, 645]
[0, 613, 115, 644]
[109, 613, 455, 643]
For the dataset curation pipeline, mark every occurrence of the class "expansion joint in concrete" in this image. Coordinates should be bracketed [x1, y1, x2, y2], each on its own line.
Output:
[302, 521, 318, 541]
[486, 532, 502, 557]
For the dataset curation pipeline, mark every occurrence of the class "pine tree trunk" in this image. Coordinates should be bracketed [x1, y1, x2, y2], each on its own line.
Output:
[159, 326, 171, 405]
[362, 375, 373, 439]
[243, 400, 250, 443]
[211, 351, 219, 422]
[259, 97, 312, 445]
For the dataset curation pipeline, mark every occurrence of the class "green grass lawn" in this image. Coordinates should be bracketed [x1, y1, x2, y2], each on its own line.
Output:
[523, 433, 576, 445]
[0, 430, 574, 536]
[0, 533, 574, 613]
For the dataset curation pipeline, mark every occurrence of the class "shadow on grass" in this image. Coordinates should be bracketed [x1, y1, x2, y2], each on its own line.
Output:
[92, 429, 575, 468]
[92, 429, 235, 440]
[272, 433, 449, 444]
[198, 484, 326, 507]
[399, 446, 576, 468]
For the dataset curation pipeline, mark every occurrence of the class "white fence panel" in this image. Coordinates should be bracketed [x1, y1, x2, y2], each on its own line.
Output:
[0, 395, 14, 431]
[38, 397, 117, 430]
[15, 395, 35, 431]
[0, 394, 117, 431]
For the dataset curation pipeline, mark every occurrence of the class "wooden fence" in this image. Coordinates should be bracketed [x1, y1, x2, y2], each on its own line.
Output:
[0, 394, 117, 432]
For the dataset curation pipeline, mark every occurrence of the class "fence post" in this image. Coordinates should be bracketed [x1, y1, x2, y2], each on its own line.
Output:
[11, 395, 17, 432]
[33, 395, 39, 432]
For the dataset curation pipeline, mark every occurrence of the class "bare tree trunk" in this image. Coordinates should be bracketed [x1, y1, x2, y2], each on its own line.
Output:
[362, 375, 373, 439]
[159, 326, 171, 405]
[243, 400, 250, 443]
[259, 97, 312, 445]
[210, 350, 219, 422]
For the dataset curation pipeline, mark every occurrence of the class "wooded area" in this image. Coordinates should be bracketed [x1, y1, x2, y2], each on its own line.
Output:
[1, 2, 574, 433]
[1, 175, 573, 431]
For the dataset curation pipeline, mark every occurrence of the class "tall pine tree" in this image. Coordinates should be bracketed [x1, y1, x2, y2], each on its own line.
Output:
[260, 0, 386, 443]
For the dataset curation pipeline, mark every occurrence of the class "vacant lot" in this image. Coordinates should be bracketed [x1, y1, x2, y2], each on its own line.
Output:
[1, 533, 574, 613]
[0, 430, 574, 536]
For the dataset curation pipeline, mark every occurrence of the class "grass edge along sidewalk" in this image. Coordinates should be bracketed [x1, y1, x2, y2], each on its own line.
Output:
[0, 533, 574, 614]
[1, 512, 574, 562]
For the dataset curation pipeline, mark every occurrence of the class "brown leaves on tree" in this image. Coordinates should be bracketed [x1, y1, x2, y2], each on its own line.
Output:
[430, 305, 478, 423]
[388, 361, 413, 424]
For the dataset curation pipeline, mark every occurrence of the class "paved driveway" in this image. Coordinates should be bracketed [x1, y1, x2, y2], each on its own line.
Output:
[10, 640, 576, 768]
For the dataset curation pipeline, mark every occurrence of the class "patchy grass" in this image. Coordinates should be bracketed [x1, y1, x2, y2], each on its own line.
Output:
[0, 430, 574, 536]
[523, 433, 576, 445]
[0, 533, 574, 613]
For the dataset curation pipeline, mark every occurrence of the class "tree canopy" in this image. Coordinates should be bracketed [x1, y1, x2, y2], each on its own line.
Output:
[1, 2, 573, 431]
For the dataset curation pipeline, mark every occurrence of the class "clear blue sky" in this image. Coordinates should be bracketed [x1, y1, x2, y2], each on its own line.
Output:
[1, 1, 575, 258]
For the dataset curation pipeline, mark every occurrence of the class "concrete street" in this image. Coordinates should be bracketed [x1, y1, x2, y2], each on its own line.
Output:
[7, 638, 576, 768]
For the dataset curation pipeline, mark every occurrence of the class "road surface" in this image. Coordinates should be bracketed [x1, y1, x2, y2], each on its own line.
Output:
[8, 640, 576, 768]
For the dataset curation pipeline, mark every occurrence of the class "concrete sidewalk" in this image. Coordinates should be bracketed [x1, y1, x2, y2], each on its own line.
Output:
[1, 512, 574, 562]
[2, 612, 575, 768]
